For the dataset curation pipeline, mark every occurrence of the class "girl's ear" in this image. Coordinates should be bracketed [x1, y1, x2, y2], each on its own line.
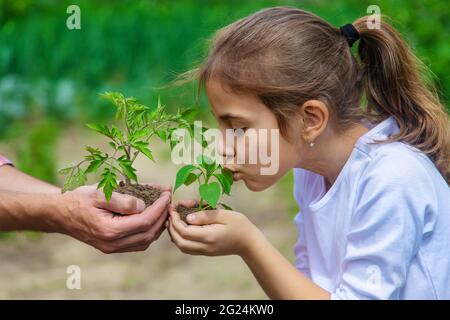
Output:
[299, 99, 329, 143]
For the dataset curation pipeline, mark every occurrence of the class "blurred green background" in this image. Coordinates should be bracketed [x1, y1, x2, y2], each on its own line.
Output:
[0, 0, 449, 183]
[0, 0, 448, 299]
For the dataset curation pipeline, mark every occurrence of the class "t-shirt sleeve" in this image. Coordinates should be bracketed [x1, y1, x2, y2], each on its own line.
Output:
[331, 155, 438, 300]
[294, 211, 311, 278]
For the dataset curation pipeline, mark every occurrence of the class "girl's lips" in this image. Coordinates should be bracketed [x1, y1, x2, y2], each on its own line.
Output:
[224, 166, 242, 181]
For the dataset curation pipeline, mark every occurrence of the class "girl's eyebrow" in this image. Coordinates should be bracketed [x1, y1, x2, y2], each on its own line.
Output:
[218, 112, 246, 121]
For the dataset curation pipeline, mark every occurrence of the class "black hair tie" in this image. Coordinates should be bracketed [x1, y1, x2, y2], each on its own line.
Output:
[340, 24, 360, 48]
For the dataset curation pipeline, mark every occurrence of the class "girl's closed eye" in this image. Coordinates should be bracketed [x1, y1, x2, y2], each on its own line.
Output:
[232, 127, 248, 133]
[229, 120, 249, 132]
[229, 127, 248, 139]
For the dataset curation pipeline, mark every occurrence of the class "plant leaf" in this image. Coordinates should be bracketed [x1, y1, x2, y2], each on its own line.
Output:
[131, 141, 154, 161]
[174, 165, 197, 192]
[184, 173, 198, 186]
[221, 168, 234, 185]
[111, 125, 125, 141]
[58, 166, 73, 175]
[220, 203, 233, 211]
[199, 182, 221, 208]
[198, 154, 217, 176]
[109, 142, 117, 150]
[86, 123, 113, 139]
[118, 158, 138, 182]
[98, 167, 118, 201]
[213, 173, 231, 195]
[130, 128, 150, 142]
[73, 169, 87, 187]
[156, 129, 167, 142]
[85, 158, 106, 174]
[100, 91, 126, 120]
[62, 167, 87, 193]
[181, 108, 199, 121]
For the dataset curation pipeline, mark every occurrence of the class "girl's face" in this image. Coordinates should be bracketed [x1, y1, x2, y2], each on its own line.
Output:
[206, 80, 302, 192]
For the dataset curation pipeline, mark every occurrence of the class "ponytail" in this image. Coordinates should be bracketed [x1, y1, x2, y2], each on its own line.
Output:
[353, 16, 450, 184]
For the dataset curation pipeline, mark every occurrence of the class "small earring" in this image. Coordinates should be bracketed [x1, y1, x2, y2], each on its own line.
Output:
[309, 141, 315, 147]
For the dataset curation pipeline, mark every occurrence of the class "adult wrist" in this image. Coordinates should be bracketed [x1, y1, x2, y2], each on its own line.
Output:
[45, 192, 72, 234]
[27, 193, 67, 234]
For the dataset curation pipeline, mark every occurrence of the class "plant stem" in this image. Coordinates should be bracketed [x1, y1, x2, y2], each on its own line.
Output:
[109, 149, 130, 186]
[123, 98, 131, 139]
[74, 159, 89, 170]
[198, 167, 210, 210]
[122, 98, 132, 186]
[129, 121, 169, 164]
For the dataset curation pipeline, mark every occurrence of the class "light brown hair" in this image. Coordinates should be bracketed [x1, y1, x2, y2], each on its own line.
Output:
[176, 6, 450, 183]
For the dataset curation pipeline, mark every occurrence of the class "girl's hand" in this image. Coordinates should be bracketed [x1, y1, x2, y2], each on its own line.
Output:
[167, 200, 260, 257]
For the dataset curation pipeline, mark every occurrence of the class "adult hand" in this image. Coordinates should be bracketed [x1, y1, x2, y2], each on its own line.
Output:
[55, 184, 171, 253]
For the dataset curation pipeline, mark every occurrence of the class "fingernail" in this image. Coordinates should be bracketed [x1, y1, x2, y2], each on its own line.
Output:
[187, 213, 196, 222]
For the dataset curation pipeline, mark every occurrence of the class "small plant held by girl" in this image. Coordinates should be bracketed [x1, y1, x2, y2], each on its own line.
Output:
[59, 91, 194, 207]
[174, 154, 234, 222]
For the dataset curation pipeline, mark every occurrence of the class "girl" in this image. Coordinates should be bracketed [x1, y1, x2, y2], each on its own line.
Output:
[167, 7, 450, 299]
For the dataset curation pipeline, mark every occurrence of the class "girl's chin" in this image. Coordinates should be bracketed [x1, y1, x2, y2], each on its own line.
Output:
[242, 178, 270, 192]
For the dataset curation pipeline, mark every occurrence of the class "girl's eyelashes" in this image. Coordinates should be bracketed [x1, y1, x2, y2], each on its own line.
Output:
[219, 118, 249, 134]
[230, 122, 248, 132]
[232, 127, 248, 134]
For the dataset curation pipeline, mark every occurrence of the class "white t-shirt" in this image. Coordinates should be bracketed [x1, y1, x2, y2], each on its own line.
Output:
[293, 116, 450, 299]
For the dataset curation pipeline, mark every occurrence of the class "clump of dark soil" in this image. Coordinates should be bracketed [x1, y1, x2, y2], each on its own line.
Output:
[176, 204, 213, 223]
[115, 181, 161, 207]
[176, 205, 201, 223]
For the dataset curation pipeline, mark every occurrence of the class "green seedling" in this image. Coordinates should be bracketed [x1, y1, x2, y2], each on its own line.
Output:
[59, 91, 196, 201]
[174, 154, 234, 210]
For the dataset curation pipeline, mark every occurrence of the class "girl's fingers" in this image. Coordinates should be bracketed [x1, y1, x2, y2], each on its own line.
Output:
[168, 218, 209, 255]
[169, 208, 185, 224]
[185, 210, 228, 226]
[169, 209, 212, 242]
